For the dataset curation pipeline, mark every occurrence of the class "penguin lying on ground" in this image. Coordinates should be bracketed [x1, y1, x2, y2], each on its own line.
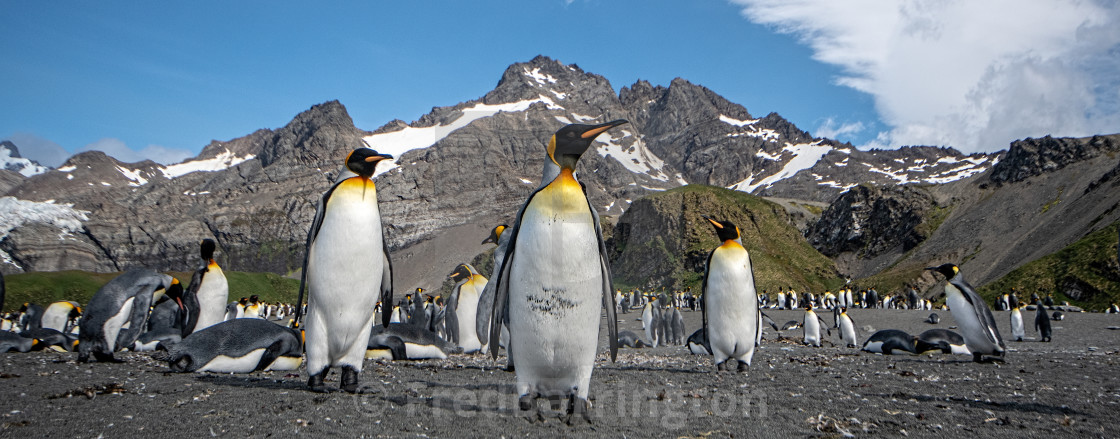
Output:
[861, 329, 922, 355]
[916, 329, 971, 355]
[79, 269, 177, 363]
[366, 322, 462, 361]
[167, 318, 303, 373]
[617, 330, 647, 349]
[22, 328, 78, 352]
[0, 331, 37, 353]
[686, 327, 711, 355]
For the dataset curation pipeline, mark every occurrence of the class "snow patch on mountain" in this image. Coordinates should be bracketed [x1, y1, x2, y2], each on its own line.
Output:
[730, 141, 833, 193]
[161, 148, 255, 179]
[594, 129, 680, 183]
[1, 145, 49, 177]
[0, 196, 90, 267]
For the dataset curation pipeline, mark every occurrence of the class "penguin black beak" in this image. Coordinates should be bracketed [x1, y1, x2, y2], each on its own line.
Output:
[365, 153, 394, 162]
[579, 119, 629, 139]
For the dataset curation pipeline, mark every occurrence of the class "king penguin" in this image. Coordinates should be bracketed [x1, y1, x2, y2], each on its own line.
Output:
[699, 216, 761, 373]
[78, 269, 174, 362]
[803, 306, 828, 347]
[168, 318, 303, 373]
[446, 263, 486, 353]
[927, 263, 1006, 362]
[188, 239, 229, 333]
[300, 147, 395, 393]
[838, 308, 858, 348]
[40, 301, 82, 333]
[476, 225, 511, 353]
[1011, 305, 1025, 341]
[488, 120, 624, 421]
[1035, 302, 1052, 342]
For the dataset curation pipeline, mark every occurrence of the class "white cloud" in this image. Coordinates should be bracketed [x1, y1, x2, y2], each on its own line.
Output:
[4, 132, 70, 168]
[731, 0, 1120, 153]
[814, 118, 865, 140]
[78, 138, 193, 165]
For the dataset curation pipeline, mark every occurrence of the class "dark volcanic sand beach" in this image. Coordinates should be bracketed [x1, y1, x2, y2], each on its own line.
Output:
[2, 308, 1118, 438]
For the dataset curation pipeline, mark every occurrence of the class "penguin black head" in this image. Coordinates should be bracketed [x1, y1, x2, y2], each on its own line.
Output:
[482, 225, 507, 245]
[701, 215, 741, 243]
[345, 148, 394, 178]
[165, 278, 186, 312]
[239, 297, 248, 305]
[200, 239, 217, 261]
[249, 295, 259, 304]
[926, 263, 959, 280]
[449, 264, 473, 282]
[547, 120, 629, 170]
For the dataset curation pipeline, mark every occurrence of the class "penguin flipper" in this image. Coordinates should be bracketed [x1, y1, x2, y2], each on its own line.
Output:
[818, 317, 832, 337]
[379, 240, 394, 328]
[446, 286, 460, 345]
[254, 340, 287, 371]
[955, 279, 1005, 348]
[585, 191, 618, 362]
[760, 311, 779, 332]
[489, 191, 534, 360]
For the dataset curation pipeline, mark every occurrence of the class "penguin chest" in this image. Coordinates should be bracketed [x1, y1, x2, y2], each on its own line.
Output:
[840, 316, 856, 344]
[309, 177, 384, 308]
[803, 312, 821, 345]
[195, 264, 229, 330]
[508, 175, 602, 379]
[455, 277, 485, 352]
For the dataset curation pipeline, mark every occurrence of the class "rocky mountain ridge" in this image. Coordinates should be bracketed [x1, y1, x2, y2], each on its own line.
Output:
[2, 56, 1100, 299]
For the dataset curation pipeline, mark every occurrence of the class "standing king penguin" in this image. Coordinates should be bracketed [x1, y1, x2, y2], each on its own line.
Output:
[188, 239, 229, 333]
[489, 120, 623, 420]
[301, 148, 394, 393]
[928, 263, 1006, 362]
[476, 225, 512, 360]
[78, 269, 176, 362]
[699, 216, 761, 372]
[1011, 305, 1025, 342]
[446, 263, 486, 353]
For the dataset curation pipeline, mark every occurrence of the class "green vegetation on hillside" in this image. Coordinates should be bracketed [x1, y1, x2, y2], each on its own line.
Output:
[979, 220, 1120, 311]
[614, 185, 844, 295]
[3, 270, 300, 312]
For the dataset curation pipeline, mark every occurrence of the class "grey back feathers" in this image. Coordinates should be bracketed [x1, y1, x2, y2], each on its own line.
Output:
[79, 269, 173, 362]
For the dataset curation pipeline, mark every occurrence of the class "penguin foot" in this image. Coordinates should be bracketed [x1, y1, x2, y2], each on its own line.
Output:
[94, 352, 122, 363]
[736, 361, 749, 374]
[715, 361, 727, 372]
[518, 393, 538, 412]
[307, 368, 329, 393]
[565, 395, 592, 425]
[340, 366, 360, 394]
[504, 362, 516, 373]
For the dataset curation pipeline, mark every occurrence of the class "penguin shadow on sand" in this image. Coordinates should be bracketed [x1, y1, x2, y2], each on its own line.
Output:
[355, 379, 526, 418]
[191, 372, 308, 392]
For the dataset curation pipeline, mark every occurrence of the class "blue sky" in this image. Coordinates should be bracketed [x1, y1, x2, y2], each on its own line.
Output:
[3, 1, 1117, 167]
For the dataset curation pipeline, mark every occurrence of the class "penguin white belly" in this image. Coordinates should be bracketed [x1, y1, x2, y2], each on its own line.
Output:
[455, 278, 485, 353]
[804, 313, 821, 346]
[194, 266, 229, 331]
[306, 179, 383, 373]
[404, 343, 448, 360]
[840, 316, 857, 347]
[265, 356, 303, 371]
[705, 245, 758, 365]
[509, 201, 601, 399]
[642, 305, 654, 343]
[947, 343, 972, 355]
[40, 306, 69, 332]
[102, 297, 135, 351]
[862, 341, 884, 353]
[945, 287, 997, 354]
[132, 340, 161, 352]
[198, 348, 267, 373]
[1011, 309, 1025, 340]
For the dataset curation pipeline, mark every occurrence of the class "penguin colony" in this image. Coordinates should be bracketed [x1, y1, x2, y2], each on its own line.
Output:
[0, 121, 1102, 423]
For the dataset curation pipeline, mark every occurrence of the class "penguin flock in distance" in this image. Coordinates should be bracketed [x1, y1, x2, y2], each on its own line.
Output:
[0, 118, 1108, 424]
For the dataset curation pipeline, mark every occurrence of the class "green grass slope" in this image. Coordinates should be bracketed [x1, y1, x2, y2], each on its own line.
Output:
[3, 270, 299, 312]
[610, 185, 843, 294]
[978, 220, 1120, 311]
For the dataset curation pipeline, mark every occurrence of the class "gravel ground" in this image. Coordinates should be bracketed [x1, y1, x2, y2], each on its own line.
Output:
[2, 308, 1118, 438]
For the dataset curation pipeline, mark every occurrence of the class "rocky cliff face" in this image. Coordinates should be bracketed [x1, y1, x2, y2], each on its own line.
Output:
[988, 135, 1120, 184]
[0, 56, 1032, 295]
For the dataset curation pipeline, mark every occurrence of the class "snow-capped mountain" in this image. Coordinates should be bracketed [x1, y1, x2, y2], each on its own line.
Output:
[0, 56, 1035, 291]
[0, 141, 49, 177]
